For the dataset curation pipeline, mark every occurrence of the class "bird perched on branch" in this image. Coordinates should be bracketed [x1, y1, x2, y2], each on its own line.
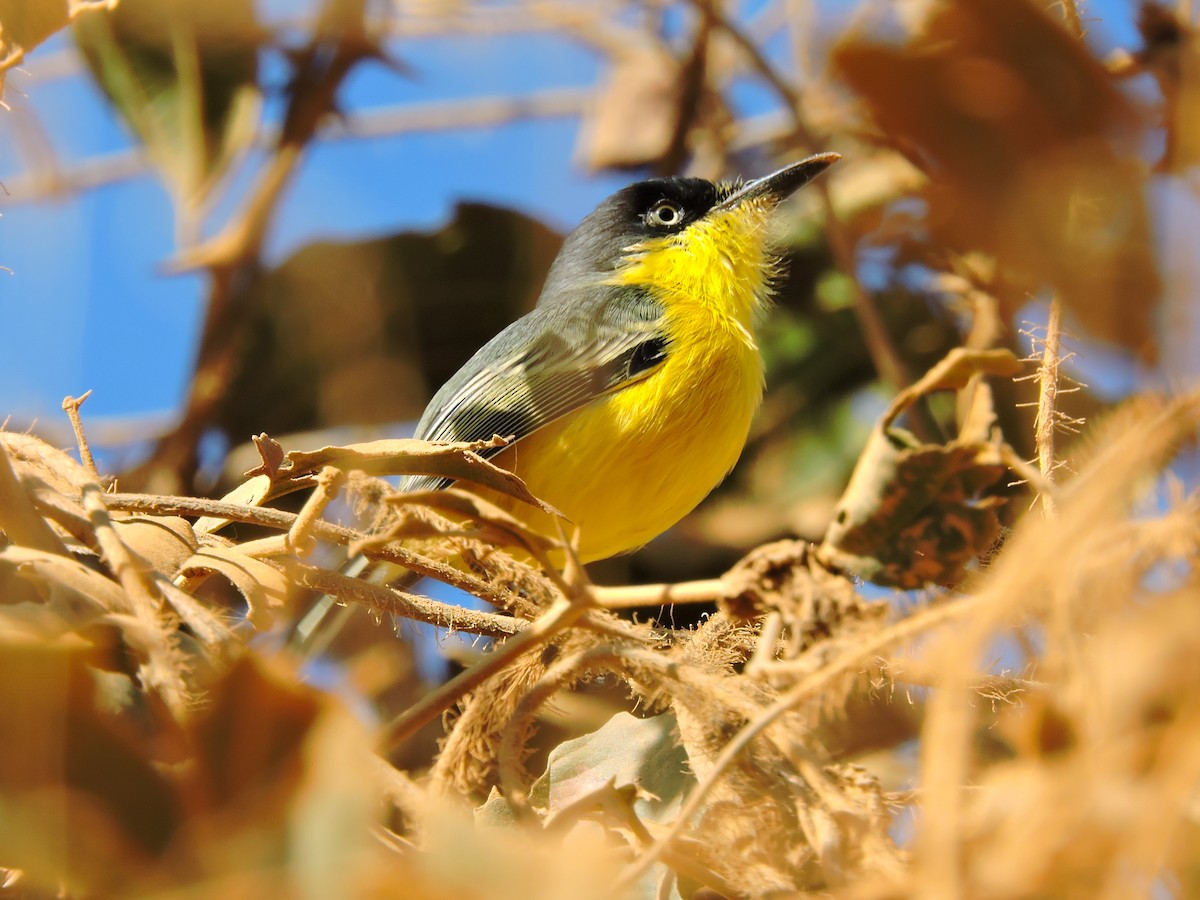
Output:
[403, 153, 840, 562]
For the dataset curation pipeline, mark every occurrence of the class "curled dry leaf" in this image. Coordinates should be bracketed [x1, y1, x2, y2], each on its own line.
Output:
[179, 545, 291, 629]
[819, 348, 1023, 589]
[2, 431, 94, 497]
[719, 540, 887, 654]
[0, 437, 71, 556]
[0, 545, 129, 621]
[0, 633, 186, 893]
[579, 47, 684, 171]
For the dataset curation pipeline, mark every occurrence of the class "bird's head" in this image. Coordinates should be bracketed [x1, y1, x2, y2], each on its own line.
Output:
[539, 153, 840, 323]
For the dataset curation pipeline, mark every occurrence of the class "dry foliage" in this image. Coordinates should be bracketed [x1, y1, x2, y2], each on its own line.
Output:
[4, 366, 1200, 897]
[3, 0, 1199, 897]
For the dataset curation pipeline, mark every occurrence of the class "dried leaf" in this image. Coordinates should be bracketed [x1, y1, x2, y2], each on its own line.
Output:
[0, 635, 184, 894]
[286, 438, 561, 516]
[2, 431, 93, 497]
[0, 0, 116, 95]
[389, 488, 563, 557]
[112, 515, 197, 578]
[0, 437, 69, 555]
[179, 545, 291, 629]
[882, 347, 1023, 429]
[819, 349, 1021, 589]
[194, 473, 272, 535]
[217, 208, 562, 441]
[0, 545, 130, 616]
[835, 0, 1160, 357]
[579, 48, 683, 171]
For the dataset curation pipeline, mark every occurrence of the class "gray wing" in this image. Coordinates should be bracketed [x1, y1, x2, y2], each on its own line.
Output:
[403, 285, 668, 491]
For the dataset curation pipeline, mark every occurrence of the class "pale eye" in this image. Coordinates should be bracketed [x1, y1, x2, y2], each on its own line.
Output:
[646, 201, 682, 228]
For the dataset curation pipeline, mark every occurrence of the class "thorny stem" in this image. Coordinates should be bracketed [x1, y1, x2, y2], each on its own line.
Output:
[82, 483, 191, 715]
[1035, 298, 1064, 517]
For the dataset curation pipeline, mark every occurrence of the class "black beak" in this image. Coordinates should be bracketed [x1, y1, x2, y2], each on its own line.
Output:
[716, 152, 840, 210]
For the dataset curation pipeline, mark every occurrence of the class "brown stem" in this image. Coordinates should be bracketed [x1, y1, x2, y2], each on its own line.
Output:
[278, 559, 527, 638]
[102, 491, 520, 608]
[1034, 298, 1064, 517]
[61, 391, 99, 480]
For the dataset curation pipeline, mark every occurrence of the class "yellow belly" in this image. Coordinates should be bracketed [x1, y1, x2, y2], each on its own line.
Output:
[491, 306, 764, 562]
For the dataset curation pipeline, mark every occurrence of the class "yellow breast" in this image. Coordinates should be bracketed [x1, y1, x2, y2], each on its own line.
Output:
[492, 202, 778, 562]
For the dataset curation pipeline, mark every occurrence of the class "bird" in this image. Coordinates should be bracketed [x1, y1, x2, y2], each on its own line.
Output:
[401, 153, 840, 563]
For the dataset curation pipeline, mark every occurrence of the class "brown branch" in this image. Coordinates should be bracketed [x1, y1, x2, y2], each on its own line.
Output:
[278, 559, 527, 638]
[128, 5, 381, 492]
[81, 483, 191, 716]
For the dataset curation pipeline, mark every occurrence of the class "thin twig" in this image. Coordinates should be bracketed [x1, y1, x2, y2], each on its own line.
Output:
[102, 491, 519, 607]
[1034, 298, 1064, 517]
[278, 558, 527, 638]
[4, 88, 589, 205]
[287, 466, 345, 555]
[592, 578, 726, 609]
[133, 7, 380, 491]
[61, 391, 99, 481]
[689, 0, 917, 399]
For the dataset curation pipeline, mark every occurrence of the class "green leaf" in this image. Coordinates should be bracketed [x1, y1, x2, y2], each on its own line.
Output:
[530, 711, 691, 822]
